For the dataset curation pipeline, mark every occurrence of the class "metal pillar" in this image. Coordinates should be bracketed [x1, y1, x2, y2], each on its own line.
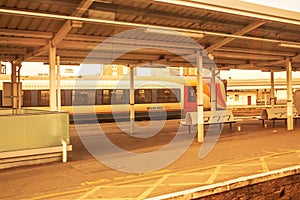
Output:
[270, 71, 275, 108]
[129, 66, 135, 134]
[211, 69, 217, 111]
[49, 42, 57, 111]
[11, 62, 17, 112]
[264, 89, 267, 106]
[56, 56, 61, 111]
[286, 60, 293, 131]
[196, 50, 204, 143]
[17, 63, 22, 111]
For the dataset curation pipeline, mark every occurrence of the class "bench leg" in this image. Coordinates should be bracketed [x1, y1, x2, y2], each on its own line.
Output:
[273, 120, 275, 127]
[229, 122, 232, 131]
[285, 119, 287, 127]
[262, 120, 265, 127]
[188, 125, 191, 135]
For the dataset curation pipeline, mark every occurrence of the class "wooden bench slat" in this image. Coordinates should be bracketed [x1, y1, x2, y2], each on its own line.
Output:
[260, 107, 299, 127]
[180, 110, 236, 134]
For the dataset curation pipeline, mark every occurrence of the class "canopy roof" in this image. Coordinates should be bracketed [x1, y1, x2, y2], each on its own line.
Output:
[0, 0, 300, 71]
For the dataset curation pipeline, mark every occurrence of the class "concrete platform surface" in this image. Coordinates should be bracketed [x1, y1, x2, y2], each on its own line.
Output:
[1, 117, 300, 199]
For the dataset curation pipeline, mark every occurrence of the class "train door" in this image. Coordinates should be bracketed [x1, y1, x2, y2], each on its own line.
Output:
[247, 96, 251, 105]
[0, 90, 2, 107]
[183, 86, 197, 116]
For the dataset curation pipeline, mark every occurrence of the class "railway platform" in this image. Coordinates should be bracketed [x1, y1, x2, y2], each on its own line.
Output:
[1, 117, 300, 199]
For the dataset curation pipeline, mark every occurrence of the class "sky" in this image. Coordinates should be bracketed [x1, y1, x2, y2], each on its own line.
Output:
[241, 0, 299, 12]
[7, 0, 300, 80]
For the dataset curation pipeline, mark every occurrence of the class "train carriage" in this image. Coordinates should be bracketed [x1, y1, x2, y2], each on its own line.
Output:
[0, 76, 227, 122]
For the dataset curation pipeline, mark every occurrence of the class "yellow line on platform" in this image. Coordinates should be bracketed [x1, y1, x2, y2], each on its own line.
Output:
[137, 174, 170, 200]
[260, 157, 269, 172]
[26, 147, 300, 200]
[76, 186, 102, 200]
[23, 188, 91, 200]
[206, 165, 222, 184]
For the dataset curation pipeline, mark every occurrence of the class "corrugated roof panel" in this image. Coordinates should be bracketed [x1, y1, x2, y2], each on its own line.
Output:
[38, 3, 51, 12]
[0, 0, 5, 7]
[17, 17, 32, 30]
[5, 0, 17, 7]
[48, 4, 60, 13]
[45, 21, 64, 32]
[7, 16, 21, 29]
[36, 19, 52, 32]
[0, 15, 11, 28]
[27, 18, 43, 31]
[27, 1, 40, 10]
[0, 0, 299, 70]
[85, 25, 99, 36]
[76, 23, 92, 35]
[17, 0, 30, 9]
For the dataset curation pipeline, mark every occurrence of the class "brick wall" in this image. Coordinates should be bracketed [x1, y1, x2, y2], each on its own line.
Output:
[196, 173, 300, 199]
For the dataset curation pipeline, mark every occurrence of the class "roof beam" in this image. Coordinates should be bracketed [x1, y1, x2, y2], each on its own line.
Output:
[58, 39, 198, 53]
[153, 0, 300, 26]
[255, 54, 300, 67]
[217, 47, 296, 57]
[293, 54, 300, 61]
[0, 36, 48, 46]
[73, 0, 95, 17]
[18, 0, 95, 62]
[0, 28, 53, 39]
[256, 59, 287, 67]
[220, 63, 256, 70]
[213, 51, 284, 61]
[0, 55, 17, 62]
[52, 20, 72, 46]
[206, 21, 265, 53]
[56, 49, 161, 60]
[51, 0, 95, 46]
[0, 47, 27, 54]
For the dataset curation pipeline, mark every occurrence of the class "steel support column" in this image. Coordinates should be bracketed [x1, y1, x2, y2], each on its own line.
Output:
[270, 71, 275, 108]
[11, 62, 17, 112]
[286, 60, 293, 131]
[56, 56, 61, 111]
[49, 42, 57, 111]
[129, 66, 135, 134]
[17, 63, 22, 111]
[211, 69, 217, 111]
[196, 50, 204, 143]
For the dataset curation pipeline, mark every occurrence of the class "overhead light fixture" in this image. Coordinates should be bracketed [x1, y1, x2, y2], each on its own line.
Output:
[94, 0, 113, 3]
[71, 20, 83, 28]
[208, 53, 214, 60]
[279, 42, 300, 49]
[145, 27, 204, 38]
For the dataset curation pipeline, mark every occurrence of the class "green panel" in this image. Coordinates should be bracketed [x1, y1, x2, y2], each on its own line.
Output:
[0, 110, 70, 152]
[26, 113, 70, 149]
[0, 115, 27, 152]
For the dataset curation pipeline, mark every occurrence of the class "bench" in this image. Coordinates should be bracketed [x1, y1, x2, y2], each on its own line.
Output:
[180, 110, 237, 134]
[259, 107, 300, 127]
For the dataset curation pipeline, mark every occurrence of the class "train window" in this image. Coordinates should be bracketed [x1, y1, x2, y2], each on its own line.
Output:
[235, 94, 239, 101]
[135, 89, 152, 104]
[95, 89, 102, 105]
[157, 89, 180, 103]
[61, 90, 72, 106]
[72, 90, 95, 105]
[22, 90, 31, 106]
[38, 90, 50, 106]
[102, 89, 127, 105]
[188, 86, 196, 102]
[0, 91, 2, 107]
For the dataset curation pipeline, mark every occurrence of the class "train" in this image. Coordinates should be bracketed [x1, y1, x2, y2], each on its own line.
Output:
[0, 75, 227, 122]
